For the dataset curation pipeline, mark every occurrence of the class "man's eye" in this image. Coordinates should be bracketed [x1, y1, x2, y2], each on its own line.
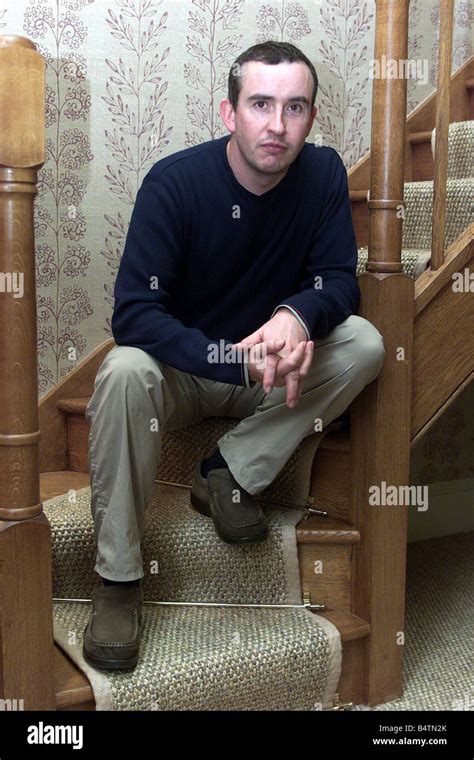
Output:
[255, 101, 266, 108]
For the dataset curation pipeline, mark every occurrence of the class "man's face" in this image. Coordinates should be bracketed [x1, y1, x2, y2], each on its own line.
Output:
[222, 60, 317, 179]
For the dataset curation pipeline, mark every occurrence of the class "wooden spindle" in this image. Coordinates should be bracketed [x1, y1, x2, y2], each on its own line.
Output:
[0, 34, 55, 710]
[366, 0, 409, 270]
[431, 0, 454, 270]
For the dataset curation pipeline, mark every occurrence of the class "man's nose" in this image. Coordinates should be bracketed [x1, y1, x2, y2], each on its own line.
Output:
[268, 106, 286, 133]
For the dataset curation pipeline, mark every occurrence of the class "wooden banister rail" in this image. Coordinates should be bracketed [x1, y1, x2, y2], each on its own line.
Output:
[0, 35, 56, 709]
[349, 0, 414, 704]
[431, 0, 455, 270]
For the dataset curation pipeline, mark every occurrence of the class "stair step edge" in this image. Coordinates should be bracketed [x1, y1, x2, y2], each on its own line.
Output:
[54, 645, 94, 710]
[53, 608, 370, 710]
[319, 609, 371, 641]
[41, 471, 91, 502]
[296, 516, 360, 544]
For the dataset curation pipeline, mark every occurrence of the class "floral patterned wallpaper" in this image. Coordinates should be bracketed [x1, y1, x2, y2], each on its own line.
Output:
[0, 0, 472, 482]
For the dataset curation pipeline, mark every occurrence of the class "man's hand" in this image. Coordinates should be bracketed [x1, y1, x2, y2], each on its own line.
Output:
[231, 310, 314, 408]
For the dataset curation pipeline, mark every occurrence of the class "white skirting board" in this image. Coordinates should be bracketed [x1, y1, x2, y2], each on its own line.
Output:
[407, 477, 474, 542]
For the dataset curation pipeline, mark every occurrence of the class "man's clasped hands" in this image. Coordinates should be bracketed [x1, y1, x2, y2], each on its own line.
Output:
[231, 309, 314, 409]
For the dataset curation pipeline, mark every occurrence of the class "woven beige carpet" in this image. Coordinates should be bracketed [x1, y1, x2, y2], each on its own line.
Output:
[46, 484, 342, 711]
[357, 247, 431, 279]
[157, 417, 329, 508]
[403, 178, 473, 250]
[354, 532, 473, 711]
[47, 484, 306, 601]
[432, 120, 474, 179]
[53, 602, 340, 711]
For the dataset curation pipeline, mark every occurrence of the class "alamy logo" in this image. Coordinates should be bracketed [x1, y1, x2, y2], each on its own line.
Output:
[369, 54, 429, 86]
[0, 698, 24, 710]
[27, 722, 83, 750]
[0, 271, 24, 298]
[207, 339, 267, 368]
[369, 482, 429, 512]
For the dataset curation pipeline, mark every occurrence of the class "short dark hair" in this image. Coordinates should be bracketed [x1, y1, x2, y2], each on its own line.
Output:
[227, 40, 318, 111]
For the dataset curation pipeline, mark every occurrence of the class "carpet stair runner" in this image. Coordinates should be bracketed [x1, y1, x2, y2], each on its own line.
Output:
[45, 473, 341, 710]
[46, 119, 473, 711]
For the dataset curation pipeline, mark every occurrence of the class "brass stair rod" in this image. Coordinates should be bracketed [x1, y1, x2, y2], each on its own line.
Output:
[258, 496, 328, 515]
[158, 482, 328, 515]
[263, 498, 328, 515]
[53, 597, 326, 611]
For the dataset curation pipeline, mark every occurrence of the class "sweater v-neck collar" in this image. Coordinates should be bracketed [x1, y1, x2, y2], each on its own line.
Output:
[217, 134, 299, 205]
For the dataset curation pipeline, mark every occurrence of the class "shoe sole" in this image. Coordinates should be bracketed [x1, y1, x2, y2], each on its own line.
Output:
[82, 649, 139, 670]
[190, 490, 268, 545]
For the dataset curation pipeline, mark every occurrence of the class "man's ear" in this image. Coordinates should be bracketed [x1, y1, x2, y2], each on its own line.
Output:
[306, 105, 317, 137]
[220, 98, 236, 133]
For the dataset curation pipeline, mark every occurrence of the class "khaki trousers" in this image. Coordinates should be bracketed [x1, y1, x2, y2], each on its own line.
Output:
[85, 314, 385, 581]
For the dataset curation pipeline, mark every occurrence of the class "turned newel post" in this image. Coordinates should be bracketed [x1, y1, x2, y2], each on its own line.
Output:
[0, 35, 44, 521]
[0, 34, 55, 710]
[349, 0, 414, 704]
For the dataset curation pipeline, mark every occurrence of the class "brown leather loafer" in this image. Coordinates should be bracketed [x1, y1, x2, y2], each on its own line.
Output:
[190, 464, 268, 544]
[82, 583, 143, 670]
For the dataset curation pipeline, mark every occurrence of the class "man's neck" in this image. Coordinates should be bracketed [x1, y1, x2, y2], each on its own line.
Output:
[226, 138, 288, 196]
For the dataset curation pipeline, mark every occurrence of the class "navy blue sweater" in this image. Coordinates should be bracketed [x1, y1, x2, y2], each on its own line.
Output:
[112, 135, 360, 387]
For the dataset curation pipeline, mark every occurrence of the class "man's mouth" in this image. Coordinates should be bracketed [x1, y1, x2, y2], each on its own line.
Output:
[261, 143, 287, 152]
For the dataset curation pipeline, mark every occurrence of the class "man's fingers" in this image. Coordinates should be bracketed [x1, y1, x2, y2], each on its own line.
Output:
[266, 338, 286, 353]
[297, 341, 314, 378]
[250, 339, 286, 385]
[263, 340, 305, 395]
[275, 341, 306, 376]
[257, 342, 286, 394]
[297, 342, 315, 402]
[284, 370, 301, 408]
[232, 337, 259, 349]
[262, 353, 279, 394]
[238, 339, 286, 391]
[244, 339, 312, 400]
[233, 337, 285, 353]
[281, 342, 314, 407]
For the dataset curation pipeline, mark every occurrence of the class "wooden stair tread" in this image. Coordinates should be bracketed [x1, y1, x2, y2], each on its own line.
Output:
[52, 607, 369, 711]
[296, 516, 359, 544]
[54, 644, 95, 710]
[41, 471, 90, 501]
[319, 610, 371, 641]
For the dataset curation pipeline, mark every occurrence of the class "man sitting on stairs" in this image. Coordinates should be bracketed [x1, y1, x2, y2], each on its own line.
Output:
[82, 40, 386, 670]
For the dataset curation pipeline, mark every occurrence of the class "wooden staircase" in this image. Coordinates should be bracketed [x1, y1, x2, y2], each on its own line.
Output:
[46, 470, 372, 711]
[41, 404, 368, 710]
[1, 1, 473, 711]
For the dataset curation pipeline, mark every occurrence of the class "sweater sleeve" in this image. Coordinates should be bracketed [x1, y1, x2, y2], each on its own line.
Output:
[111, 174, 250, 386]
[270, 149, 360, 338]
